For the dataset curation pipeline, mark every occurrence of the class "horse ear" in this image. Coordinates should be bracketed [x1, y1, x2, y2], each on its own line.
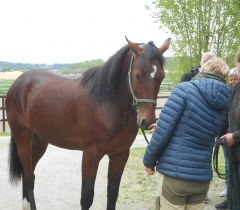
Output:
[159, 38, 171, 54]
[125, 36, 143, 55]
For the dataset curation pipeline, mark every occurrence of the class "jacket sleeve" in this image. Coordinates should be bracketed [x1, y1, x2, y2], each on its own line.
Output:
[229, 85, 240, 143]
[233, 131, 240, 143]
[143, 83, 188, 168]
[218, 116, 228, 137]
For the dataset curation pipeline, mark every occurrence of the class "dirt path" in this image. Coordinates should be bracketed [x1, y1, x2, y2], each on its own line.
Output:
[0, 136, 223, 209]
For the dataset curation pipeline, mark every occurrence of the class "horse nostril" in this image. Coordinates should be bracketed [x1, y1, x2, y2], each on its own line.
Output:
[141, 119, 147, 130]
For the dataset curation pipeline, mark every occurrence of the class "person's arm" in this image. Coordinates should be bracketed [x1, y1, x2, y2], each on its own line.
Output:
[222, 130, 240, 147]
[143, 83, 188, 174]
[221, 85, 240, 146]
[221, 85, 240, 147]
[232, 130, 240, 143]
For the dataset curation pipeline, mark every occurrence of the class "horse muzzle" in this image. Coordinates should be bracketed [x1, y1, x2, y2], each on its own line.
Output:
[137, 111, 156, 130]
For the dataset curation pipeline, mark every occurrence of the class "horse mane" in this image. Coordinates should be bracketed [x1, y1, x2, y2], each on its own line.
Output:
[139, 41, 165, 72]
[81, 41, 165, 104]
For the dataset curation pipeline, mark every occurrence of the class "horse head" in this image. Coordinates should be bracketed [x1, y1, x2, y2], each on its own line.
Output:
[126, 37, 171, 130]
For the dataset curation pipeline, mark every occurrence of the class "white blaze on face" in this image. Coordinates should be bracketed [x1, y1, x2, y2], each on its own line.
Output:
[150, 65, 157, 78]
[22, 198, 31, 210]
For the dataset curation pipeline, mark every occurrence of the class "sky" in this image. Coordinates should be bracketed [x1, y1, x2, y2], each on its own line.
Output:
[0, 0, 171, 64]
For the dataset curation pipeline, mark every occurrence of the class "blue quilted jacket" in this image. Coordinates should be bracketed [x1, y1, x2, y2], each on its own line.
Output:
[143, 73, 231, 182]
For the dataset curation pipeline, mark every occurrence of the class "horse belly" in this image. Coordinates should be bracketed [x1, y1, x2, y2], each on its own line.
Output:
[29, 111, 83, 150]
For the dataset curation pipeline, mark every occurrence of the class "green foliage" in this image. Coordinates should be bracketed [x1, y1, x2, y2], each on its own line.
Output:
[147, 0, 240, 86]
[59, 59, 105, 75]
[0, 61, 70, 70]
[1, 66, 11, 71]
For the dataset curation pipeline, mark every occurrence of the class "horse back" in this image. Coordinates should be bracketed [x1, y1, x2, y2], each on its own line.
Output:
[6, 70, 86, 147]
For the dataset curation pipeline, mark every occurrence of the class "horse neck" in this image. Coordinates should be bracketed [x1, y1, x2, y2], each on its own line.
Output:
[115, 53, 134, 111]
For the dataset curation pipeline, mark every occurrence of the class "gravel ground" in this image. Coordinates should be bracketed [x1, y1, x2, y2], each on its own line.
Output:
[0, 136, 224, 210]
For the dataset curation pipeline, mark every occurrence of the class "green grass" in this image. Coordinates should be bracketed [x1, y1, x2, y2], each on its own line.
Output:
[118, 147, 225, 210]
[0, 81, 13, 95]
[0, 132, 10, 136]
[119, 148, 157, 209]
[137, 129, 151, 135]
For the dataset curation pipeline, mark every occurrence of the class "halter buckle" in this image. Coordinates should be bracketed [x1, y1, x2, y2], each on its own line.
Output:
[133, 97, 138, 105]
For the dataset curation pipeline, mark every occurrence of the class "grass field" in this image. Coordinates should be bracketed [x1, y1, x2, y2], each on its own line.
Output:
[0, 81, 13, 95]
[0, 132, 10, 136]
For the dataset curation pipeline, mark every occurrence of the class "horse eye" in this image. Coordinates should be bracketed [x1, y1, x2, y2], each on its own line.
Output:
[136, 74, 141, 81]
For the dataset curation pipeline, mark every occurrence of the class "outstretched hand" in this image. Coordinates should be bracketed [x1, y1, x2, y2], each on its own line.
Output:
[145, 124, 157, 176]
[148, 123, 157, 134]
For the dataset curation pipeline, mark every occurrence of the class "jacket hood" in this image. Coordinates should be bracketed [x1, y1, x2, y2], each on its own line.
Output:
[190, 74, 231, 110]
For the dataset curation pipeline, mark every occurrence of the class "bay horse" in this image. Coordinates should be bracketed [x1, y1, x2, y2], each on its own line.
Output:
[6, 37, 170, 210]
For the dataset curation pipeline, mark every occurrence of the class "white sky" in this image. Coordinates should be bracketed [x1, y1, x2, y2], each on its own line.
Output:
[0, 0, 171, 64]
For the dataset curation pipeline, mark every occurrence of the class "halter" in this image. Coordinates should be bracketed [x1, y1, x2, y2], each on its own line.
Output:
[128, 53, 157, 110]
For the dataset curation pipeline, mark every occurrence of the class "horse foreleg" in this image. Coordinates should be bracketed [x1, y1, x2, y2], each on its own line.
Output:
[107, 150, 130, 210]
[81, 150, 103, 210]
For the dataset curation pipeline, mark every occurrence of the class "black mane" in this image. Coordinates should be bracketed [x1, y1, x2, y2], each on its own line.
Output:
[81, 41, 165, 104]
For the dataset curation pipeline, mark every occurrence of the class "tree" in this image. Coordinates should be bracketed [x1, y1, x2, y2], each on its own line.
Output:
[147, 0, 240, 85]
[58, 59, 105, 76]
[1, 66, 11, 71]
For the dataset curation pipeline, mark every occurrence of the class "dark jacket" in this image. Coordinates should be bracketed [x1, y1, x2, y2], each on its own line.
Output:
[143, 73, 231, 182]
[228, 83, 240, 161]
[180, 66, 200, 82]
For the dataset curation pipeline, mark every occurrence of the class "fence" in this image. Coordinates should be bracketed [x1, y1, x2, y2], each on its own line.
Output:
[160, 83, 173, 92]
[0, 95, 169, 132]
[0, 95, 6, 132]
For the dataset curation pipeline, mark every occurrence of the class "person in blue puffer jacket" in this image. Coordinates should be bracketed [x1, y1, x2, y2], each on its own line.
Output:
[143, 57, 231, 210]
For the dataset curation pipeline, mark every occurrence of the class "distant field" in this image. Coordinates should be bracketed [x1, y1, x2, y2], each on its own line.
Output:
[0, 81, 13, 95]
[0, 81, 173, 95]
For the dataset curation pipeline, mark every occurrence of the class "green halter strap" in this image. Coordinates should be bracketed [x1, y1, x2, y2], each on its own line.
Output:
[128, 53, 157, 109]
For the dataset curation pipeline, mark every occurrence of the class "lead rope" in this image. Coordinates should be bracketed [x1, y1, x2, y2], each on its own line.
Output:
[141, 128, 149, 144]
[140, 118, 159, 145]
[213, 137, 237, 210]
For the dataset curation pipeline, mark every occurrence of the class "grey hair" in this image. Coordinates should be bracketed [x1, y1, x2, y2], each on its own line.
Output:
[202, 52, 216, 57]
[228, 68, 237, 76]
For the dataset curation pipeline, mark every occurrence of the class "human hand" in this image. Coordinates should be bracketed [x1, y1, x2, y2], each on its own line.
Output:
[148, 123, 156, 134]
[221, 133, 234, 147]
[145, 167, 155, 176]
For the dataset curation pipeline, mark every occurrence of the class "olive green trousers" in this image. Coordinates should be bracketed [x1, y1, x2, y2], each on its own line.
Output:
[155, 173, 209, 210]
